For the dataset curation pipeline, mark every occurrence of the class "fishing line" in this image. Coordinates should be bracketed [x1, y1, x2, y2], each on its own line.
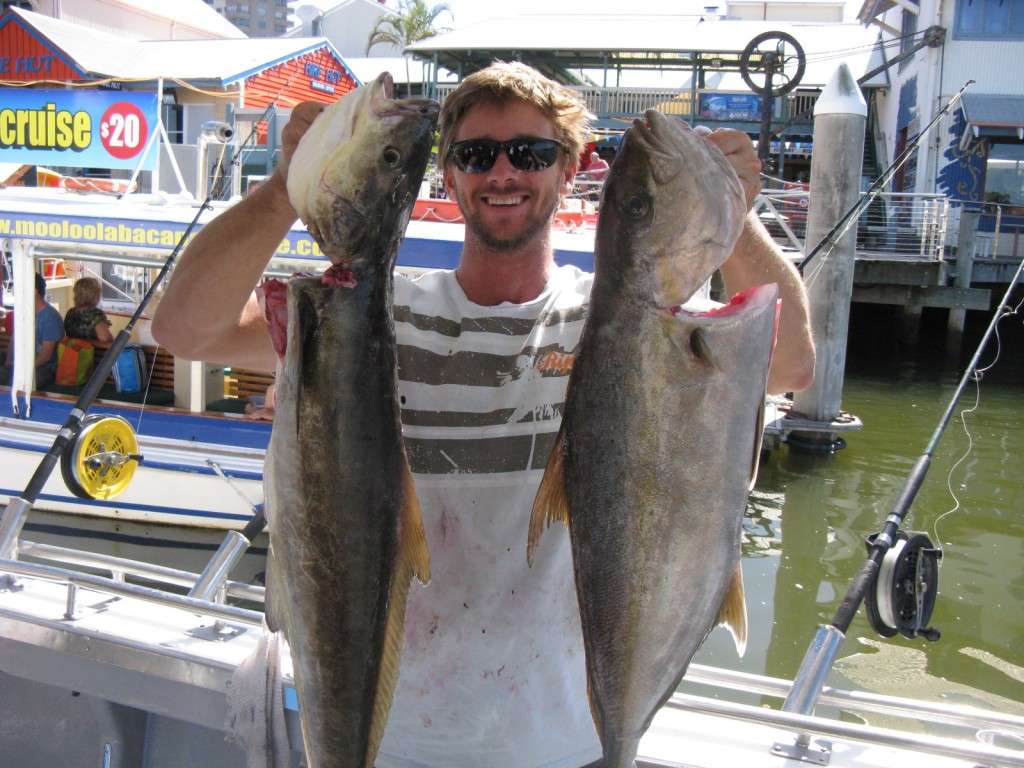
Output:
[933, 292, 1021, 551]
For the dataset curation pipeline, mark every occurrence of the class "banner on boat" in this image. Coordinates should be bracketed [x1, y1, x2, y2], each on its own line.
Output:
[0, 89, 158, 171]
[0, 209, 325, 257]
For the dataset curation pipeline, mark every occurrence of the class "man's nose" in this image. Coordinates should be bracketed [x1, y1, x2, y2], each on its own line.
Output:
[486, 149, 519, 180]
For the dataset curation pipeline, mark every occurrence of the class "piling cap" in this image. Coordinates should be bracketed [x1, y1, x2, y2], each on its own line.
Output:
[814, 63, 867, 117]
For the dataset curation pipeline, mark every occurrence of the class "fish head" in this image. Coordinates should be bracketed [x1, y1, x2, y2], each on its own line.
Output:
[601, 109, 747, 308]
[288, 73, 439, 266]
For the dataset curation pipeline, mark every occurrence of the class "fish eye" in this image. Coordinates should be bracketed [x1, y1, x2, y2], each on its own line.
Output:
[382, 147, 401, 168]
[624, 193, 650, 219]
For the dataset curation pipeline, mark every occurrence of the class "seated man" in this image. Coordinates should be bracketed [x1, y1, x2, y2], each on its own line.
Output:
[0, 273, 64, 388]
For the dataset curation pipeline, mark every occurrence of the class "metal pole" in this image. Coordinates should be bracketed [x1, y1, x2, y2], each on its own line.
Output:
[790, 64, 866, 443]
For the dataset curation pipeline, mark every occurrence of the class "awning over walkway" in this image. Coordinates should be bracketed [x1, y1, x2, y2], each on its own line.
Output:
[959, 94, 1024, 150]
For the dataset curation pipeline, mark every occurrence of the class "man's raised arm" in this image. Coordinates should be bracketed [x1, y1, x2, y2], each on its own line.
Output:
[705, 128, 815, 395]
[151, 102, 325, 372]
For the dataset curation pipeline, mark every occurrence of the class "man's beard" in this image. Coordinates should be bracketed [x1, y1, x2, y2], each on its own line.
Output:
[461, 193, 560, 252]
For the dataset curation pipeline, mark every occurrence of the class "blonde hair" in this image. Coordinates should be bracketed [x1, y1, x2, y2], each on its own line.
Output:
[73, 277, 101, 308]
[439, 61, 592, 169]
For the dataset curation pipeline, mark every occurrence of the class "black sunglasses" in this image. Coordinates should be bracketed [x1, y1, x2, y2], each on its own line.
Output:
[448, 137, 566, 174]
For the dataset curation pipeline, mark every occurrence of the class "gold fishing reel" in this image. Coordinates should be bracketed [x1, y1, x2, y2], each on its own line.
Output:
[60, 415, 143, 500]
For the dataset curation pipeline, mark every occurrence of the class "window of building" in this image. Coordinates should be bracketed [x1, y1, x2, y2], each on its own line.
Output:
[898, 0, 919, 72]
[955, 0, 1024, 39]
[985, 143, 1024, 206]
[257, 19, 267, 29]
[257, 5, 267, 15]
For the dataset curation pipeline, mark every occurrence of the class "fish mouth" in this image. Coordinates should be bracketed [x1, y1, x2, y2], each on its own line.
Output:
[625, 110, 694, 184]
[671, 283, 779, 322]
[371, 72, 440, 120]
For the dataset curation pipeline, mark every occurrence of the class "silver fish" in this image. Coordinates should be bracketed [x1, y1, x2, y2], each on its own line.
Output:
[528, 109, 777, 767]
[264, 73, 438, 767]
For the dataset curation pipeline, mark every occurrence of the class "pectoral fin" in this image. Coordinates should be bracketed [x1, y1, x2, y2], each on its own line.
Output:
[527, 430, 571, 567]
[716, 563, 748, 657]
[367, 456, 430, 766]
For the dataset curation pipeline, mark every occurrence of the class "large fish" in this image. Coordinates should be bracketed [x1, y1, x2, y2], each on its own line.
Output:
[263, 74, 437, 767]
[528, 110, 778, 767]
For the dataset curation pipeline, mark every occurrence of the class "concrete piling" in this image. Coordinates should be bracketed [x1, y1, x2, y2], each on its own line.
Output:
[790, 64, 866, 452]
[946, 208, 980, 357]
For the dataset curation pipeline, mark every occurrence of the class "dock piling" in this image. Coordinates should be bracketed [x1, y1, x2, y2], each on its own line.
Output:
[790, 64, 866, 451]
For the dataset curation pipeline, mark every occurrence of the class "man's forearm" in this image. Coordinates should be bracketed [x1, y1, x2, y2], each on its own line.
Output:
[152, 175, 296, 362]
[719, 212, 815, 394]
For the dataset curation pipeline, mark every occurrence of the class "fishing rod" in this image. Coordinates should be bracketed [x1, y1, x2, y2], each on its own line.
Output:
[781, 250, 1024, 718]
[796, 79, 974, 277]
[0, 106, 276, 561]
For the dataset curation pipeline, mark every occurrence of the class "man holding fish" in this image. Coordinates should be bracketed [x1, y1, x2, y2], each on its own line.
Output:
[154, 62, 812, 768]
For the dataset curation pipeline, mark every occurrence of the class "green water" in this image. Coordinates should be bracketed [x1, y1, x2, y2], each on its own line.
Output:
[693, 300, 1024, 720]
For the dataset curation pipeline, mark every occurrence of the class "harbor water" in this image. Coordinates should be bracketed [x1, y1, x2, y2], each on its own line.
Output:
[8, 299, 1024, 728]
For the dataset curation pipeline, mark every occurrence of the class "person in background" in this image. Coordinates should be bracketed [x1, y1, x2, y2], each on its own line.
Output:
[64, 277, 113, 344]
[0, 272, 64, 387]
[244, 382, 276, 421]
[582, 150, 610, 181]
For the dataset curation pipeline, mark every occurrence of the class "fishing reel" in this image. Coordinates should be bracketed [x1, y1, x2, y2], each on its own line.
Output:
[60, 414, 143, 500]
[864, 531, 942, 642]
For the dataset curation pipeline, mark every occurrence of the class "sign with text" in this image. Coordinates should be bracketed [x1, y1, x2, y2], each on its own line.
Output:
[0, 89, 158, 170]
[699, 93, 762, 121]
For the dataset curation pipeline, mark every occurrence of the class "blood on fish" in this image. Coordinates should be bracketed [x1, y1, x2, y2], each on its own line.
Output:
[259, 278, 289, 358]
[323, 262, 358, 288]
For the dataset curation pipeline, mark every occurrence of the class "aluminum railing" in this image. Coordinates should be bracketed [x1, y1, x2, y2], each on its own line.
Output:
[970, 200, 1024, 261]
[758, 188, 951, 260]
[434, 83, 811, 121]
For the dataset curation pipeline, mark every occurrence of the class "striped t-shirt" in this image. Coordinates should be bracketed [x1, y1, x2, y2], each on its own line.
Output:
[378, 264, 602, 768]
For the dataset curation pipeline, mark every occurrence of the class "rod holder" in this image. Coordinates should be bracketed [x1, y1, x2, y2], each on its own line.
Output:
[189, 531, 250, 602]
[0, 497, 33, 560]
[783, 624, 846, 715]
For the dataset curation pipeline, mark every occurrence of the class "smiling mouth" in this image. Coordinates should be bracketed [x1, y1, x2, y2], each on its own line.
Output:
[483, 194, 527, 206]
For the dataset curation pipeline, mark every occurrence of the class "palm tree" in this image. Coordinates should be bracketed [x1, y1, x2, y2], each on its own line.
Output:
[366, 0, 453, 96]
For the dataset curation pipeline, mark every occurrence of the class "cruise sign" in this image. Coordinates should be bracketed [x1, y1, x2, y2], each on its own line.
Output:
[0, 89, 158, 171]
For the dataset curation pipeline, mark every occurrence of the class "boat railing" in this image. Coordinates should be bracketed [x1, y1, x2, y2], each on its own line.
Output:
[1, 542, 1022, 766]
[11, 539, 265, 606]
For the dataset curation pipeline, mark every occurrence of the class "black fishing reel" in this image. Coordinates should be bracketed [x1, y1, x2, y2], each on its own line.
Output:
[864, 531, 942, 641]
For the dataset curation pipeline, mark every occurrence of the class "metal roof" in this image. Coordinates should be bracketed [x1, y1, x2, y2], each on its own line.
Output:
[959, 93, 1024, 148]
[406, 15, 885, 89]
[84, 0, 247, 40]
[341, 56, 456, 86]
[7, 8, 350, 86]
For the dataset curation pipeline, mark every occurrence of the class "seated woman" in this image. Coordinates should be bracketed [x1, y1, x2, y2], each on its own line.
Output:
[64, 277, 114, 344]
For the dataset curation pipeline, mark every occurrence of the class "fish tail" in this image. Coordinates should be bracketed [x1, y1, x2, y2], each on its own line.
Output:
[603, 736, 642, 768]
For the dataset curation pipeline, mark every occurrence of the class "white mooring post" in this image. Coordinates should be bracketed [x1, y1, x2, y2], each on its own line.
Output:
[790, 64, 866, 450]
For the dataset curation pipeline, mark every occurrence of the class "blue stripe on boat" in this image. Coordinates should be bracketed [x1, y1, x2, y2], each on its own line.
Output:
[0, 486, 252, 522]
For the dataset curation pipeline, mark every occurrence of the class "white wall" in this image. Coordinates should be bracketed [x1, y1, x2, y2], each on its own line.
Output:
[47, 0, 239, 40]
[291, 0, 401, 57]
[869, 0, 1024, 196]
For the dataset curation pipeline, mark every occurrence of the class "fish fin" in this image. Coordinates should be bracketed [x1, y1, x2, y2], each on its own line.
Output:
[367, 458, 431, 766]
[527, 431, 570, 567]
[716, 563, 748, 657]
[401, 456, 431, 585]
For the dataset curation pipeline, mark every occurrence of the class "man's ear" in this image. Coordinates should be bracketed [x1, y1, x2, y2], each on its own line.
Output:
[442, 164, 456, 199]
[562, 160, 578, 196]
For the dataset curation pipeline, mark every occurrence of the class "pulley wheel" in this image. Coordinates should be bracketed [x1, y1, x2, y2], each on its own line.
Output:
[60, 414, 141, 500]
[740, 31, 807, 97]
